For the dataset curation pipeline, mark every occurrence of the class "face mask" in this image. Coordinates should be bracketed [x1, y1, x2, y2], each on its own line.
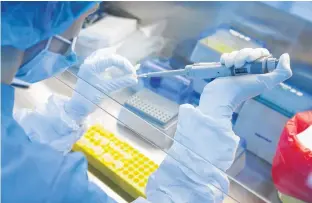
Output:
[15, 35, 78, 84]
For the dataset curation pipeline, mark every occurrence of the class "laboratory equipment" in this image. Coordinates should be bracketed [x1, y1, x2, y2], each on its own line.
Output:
[119, 87, 245, 175]
[73, 125, 159, 199]
[137, 58, 193, 104]
[116, 21, 167, 65]
[234, 83, 312, 164]
[75, 15, 138, 60]
[191, 26, 265, 63]
[272, 111, 312, 203]
[119, 88, 179, 148]
[138, 56, 278, 79]
[121, 86, 247, 174]
[189, 25, 265, 93]
[124, 90, 178, 127]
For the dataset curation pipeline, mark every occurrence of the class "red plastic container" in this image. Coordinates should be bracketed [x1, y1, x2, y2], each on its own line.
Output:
[272, 111, 312, 203]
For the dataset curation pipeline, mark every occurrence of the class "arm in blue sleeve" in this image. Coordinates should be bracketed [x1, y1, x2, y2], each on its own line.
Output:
[14, 94, 86, 154]
[1, 84, 116, 203]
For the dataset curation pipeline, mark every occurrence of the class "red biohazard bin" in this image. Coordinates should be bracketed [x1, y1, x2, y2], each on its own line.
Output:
[272, 111, 312, 203]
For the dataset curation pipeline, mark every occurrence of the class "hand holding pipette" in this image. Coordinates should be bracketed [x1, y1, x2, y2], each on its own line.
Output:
[137, 56, 278, 80]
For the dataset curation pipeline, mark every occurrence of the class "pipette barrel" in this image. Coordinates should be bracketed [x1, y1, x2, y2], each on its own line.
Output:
[137, 57, 278, 79]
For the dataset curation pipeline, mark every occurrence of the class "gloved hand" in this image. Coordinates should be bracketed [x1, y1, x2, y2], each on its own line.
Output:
[15, 95, 85, 154]
[144, 48, 292, 203]
[65, 48, 138, 122]
[198, 48, 292, 120]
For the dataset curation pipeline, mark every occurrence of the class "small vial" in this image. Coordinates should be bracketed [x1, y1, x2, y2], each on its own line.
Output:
[114, 161, 124, 169]
[102, 153, 113, 163]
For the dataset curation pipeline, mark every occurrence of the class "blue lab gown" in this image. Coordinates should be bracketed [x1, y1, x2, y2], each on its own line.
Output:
[2, 83, 238, 203]
[1, 84, 116, 203]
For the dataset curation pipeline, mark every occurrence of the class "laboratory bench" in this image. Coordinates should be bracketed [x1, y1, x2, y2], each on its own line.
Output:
[14, 69, 282, 203]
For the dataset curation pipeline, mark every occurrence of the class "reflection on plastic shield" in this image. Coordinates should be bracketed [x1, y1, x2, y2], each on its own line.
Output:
[55, 69, 269, 202]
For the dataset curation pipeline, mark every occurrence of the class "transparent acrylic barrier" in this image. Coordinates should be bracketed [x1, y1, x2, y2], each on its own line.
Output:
[101, 3, 312, 203]
[54, 68, 272, 203]
[16, 71, 311, 203]
[13, 75, 241, 202]
[54, 73, 243, 202]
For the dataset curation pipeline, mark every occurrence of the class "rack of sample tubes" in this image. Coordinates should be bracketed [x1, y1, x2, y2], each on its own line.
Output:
[73, 125, 159, 199]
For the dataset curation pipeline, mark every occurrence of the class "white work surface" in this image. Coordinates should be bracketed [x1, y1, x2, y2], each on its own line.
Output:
[14, 69, 278, 203]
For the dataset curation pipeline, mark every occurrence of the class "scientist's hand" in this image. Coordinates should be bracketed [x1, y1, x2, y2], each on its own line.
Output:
[77, 48, 138, 95]
[65, 48, 138, 122]
[198, 48, 292, 120]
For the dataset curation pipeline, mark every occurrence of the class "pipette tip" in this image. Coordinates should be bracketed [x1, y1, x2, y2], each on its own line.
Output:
[137, 74, 148, 78]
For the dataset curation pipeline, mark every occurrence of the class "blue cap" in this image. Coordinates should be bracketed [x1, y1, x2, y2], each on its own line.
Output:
[1, 1, 97, 50]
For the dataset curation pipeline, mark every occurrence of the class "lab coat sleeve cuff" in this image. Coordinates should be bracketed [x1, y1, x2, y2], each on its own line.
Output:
[175, 104, 240, 171]
[64, 87, 100, 123]
[14, 94, 86, 153]
[145, 104, 240, 202]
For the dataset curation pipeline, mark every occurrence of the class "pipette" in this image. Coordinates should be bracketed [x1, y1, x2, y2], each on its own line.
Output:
[137, 56, 279, 79]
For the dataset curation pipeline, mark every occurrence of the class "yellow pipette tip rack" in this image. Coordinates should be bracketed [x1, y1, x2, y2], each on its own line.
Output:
[73, 125, 159, 199]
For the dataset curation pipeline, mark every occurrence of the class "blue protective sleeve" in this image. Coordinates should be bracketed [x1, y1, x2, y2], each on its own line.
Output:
[1, 84, 115, 203]
[1, 83, 236, 203]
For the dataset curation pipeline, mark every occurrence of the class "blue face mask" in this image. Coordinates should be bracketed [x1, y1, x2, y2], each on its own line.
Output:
[15, 35, 78, 84]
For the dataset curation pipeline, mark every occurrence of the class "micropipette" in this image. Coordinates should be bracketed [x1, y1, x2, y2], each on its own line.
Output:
[137, 56, 279, 79]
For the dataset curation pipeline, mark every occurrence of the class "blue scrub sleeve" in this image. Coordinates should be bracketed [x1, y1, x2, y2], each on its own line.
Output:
[1, 84, 115, 203]
[2, 83, 237, 203]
